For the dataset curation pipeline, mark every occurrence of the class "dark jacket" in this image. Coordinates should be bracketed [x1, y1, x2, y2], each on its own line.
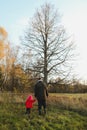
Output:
[34, 80, 48, 100]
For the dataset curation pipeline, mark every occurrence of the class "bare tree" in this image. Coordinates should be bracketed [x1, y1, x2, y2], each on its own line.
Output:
[22, 3, 75, 85]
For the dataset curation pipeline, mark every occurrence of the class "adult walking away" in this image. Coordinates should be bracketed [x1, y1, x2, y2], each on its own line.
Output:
[34, 78, 48, 115]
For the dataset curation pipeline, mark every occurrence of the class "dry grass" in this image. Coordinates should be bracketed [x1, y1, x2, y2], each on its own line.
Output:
[0, 92, 87, 115]
[47, 93, 87, 115]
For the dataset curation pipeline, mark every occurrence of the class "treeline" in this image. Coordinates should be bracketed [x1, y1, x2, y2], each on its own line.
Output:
[48, 82, 87, 93]
[0, 63, 87, 93]
[0, 66, 35, 92]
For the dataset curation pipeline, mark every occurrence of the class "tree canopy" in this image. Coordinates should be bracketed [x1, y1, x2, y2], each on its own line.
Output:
[22, 3, 75, 84]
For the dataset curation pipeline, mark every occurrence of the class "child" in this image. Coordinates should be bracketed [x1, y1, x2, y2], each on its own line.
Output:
[25, 95, 36, 115]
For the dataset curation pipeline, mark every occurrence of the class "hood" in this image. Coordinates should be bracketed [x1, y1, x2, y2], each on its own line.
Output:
[27, 95, 33, 100]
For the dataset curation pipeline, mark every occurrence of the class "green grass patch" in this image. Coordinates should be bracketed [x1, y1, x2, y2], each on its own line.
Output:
[0, 102, 87, 130]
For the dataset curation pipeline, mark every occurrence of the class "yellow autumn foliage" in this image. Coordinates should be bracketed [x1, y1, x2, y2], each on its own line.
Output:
[0, 27, 8, 39]
[0, 27, 8, 59]
[0, 41, 5, 59]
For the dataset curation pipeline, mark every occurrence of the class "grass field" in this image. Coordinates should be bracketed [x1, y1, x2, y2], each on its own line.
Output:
[0, 93, 87, 130]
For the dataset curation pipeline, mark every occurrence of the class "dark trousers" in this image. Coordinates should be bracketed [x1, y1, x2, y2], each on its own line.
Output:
[25, 108, 31, 114]
[37, 99, 46, 115]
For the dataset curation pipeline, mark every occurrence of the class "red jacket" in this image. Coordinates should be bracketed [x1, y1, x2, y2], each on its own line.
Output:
[25, 95, 35, 108]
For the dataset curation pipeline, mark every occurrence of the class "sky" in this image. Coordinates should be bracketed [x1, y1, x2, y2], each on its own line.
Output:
[0, 0, 87, 82]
